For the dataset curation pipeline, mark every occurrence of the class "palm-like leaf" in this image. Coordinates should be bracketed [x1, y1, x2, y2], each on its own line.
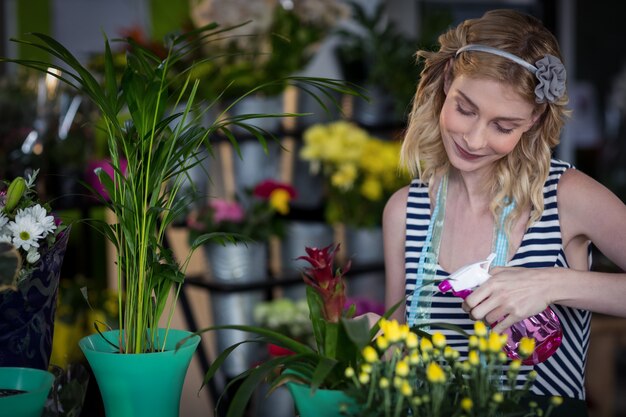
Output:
[1, 23, 363, 353]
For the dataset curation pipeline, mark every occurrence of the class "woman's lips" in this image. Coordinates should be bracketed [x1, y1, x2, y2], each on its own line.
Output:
[454, 142, 483, 161]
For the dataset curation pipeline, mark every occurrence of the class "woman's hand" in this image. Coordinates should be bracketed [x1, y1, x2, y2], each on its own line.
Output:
[461, 266, 558, 334]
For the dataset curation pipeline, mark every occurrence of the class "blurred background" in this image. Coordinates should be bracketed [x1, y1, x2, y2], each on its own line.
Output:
[1, 0, 625, 416]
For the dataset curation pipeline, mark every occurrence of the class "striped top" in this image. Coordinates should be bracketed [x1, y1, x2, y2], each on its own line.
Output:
[404, 159, 590, 399]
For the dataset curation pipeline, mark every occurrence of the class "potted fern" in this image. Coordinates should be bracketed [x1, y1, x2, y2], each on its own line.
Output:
[1, 22, 358, 417]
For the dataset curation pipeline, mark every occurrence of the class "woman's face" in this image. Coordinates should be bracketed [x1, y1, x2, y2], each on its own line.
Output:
[440, 74, 537, 174]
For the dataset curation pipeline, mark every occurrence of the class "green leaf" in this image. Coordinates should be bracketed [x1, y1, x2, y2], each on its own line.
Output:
[310, 356, 338, 391]
[341, 316, 372, 351]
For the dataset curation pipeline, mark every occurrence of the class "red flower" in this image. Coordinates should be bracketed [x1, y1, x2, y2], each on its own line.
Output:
[252, 180, 297, 200]
[297, 243, 350, 322]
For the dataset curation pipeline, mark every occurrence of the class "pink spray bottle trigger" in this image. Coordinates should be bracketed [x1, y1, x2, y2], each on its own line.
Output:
[437, 253, 562, 365]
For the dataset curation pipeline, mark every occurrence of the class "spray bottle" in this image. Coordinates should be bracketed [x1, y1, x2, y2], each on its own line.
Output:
[437, 254, 562, 365]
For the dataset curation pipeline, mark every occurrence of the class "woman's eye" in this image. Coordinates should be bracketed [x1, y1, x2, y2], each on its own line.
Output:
[495, 124, 514, 134]
[456, 105, 473, 116]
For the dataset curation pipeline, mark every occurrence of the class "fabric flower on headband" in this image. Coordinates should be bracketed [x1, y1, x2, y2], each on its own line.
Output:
[534, 54, 567, 104]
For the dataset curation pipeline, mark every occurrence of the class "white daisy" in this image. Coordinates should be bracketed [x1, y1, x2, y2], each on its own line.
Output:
[8, 216, 44, 252]
[0, 233, 11, 244]
[26, 248, 41, 264]
[19, 204, 56, 237]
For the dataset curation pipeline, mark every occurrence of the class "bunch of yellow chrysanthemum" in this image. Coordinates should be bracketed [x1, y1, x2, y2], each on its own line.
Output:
[300, 121, 410, 227]
[342, 319, 562, 417]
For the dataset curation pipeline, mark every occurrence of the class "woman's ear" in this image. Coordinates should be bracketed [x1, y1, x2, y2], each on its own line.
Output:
[443, 58, 454, 95]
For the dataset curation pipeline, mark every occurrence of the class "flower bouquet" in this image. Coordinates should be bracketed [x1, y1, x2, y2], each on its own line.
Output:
[300, 121, 410, 228]
[0, 170, 69, 369]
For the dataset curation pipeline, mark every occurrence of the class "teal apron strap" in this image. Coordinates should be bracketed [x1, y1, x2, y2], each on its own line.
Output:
[407, 174, 447, 327]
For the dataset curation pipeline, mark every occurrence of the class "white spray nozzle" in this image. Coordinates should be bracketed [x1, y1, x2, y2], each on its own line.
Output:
[446, 253, 495, 292]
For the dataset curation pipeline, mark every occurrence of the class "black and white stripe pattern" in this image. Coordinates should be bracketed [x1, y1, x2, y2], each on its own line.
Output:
[404, 159, 590, 399]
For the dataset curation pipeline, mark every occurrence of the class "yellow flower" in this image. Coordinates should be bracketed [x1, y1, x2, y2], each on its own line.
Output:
[400, 380, 413, 397]
[379, 377, 390, 389]
[468, 335, 479, 348]
[360, 176, 383, 201]
[412, 397, 422, 406]
[474, 321, 488, 337]
[380, 319, 406, 343]
[269, 188, 292, 215]
[359, 372, 370, 384]
[509, 359, 522, 371]
[528, 370, 538, 380]
[376, 335, 389, 350]
[420, 337, 433, 352]
[432, 332, 446, 349]
[344, 367, 355, 378]
[488, 331, 504, 353]
[551, 396, 563, 406]
[409, 351, 420, 365]
[519, 337, 536, 358]
[468, 350, 480, 366]
[460, 398, 473, 411]
[363, 346, 379, 363]
[498, 352, 508, 363]
[421, 351, 430, 362]
[406, 332, 418, 349]
[478, 337, 488, 352]
[426, 362, 446, 384]
[492, 392, 504, 403]
[395, 359, 410, 377]
[330, 163, 358, 190]
[362, 364, 372, 374]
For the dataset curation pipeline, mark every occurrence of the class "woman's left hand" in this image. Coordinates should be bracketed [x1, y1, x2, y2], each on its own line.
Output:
[461, 266, 557, 334]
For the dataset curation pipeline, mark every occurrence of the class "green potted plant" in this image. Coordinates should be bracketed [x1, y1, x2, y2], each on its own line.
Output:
[1, 22, 358, 417]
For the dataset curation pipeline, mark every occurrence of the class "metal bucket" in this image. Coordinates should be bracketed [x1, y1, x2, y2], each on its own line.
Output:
[233, 140, 281, 191]
[204, 242, 268, 377]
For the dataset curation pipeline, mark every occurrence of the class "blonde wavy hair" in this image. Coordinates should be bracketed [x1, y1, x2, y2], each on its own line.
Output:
[401, 9, 569, 233]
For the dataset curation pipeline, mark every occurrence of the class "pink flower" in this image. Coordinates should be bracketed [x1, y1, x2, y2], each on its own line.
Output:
[298, 243, 350, 323]
[209, 199, 245, 224]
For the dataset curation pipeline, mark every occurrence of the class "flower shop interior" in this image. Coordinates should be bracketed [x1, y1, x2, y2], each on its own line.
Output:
[1, 0, 626, 416]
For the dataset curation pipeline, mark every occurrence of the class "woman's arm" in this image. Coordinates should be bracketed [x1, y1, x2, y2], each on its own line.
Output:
[464, 169, 626, 333]
[383, 185, 410, 323]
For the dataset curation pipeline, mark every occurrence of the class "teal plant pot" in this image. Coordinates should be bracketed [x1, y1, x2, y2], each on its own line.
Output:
[287, 381, 358, 417]
[79, 328, 200, 417]
[0, 367, 55, 417]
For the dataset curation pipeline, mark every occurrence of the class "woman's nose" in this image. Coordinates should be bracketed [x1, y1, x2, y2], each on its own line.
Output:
[462, 126, 487, 151]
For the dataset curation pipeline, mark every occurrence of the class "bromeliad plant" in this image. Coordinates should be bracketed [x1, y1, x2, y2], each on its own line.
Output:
[195, 243, 392, 417]
[343, 320, 563, 417]
[2, 24, 359, 354]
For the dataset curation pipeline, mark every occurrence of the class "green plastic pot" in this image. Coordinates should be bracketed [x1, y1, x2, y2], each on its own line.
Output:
[0, 367, 55, 417]
[79, 328, 200, 417]
[286, 380, 358, 417]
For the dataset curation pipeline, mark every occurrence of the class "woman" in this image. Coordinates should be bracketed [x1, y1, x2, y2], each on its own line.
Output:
[383, 8, 626, 411]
